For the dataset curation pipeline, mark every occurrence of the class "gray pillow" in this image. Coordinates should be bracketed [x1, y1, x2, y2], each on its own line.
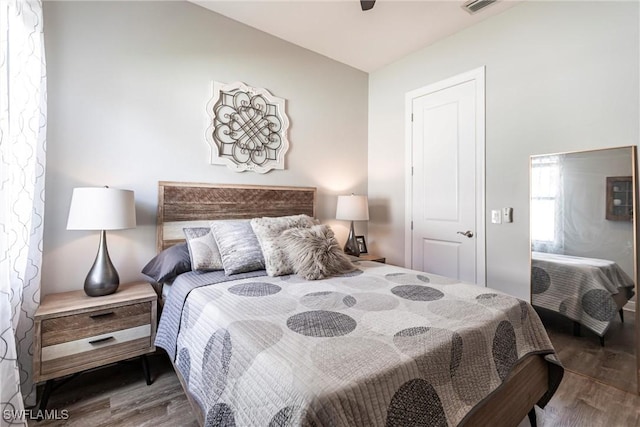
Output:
[211, 220, 265, 275]
[251, 214, 316, 277]
[280, 224, 356, 280]
[183, 227, 223, 271]
[141, 243, 191, 283]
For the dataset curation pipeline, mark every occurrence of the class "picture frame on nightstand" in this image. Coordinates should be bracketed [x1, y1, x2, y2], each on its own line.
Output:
[355, 235, 368, 254]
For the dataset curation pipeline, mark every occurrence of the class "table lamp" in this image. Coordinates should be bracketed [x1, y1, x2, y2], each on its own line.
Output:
[67, 187, 136, 296]
[336, 194, 369, 256]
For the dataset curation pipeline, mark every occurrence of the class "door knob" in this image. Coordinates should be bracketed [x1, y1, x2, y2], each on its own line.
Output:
[457, 230, 474, 238]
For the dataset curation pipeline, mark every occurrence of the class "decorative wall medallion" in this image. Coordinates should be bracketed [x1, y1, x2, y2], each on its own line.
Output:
[206, 81, 290, 173]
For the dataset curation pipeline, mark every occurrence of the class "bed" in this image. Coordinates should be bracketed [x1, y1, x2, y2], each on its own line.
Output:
[152, 181, 563, 427]
[531, 251, 635, 341]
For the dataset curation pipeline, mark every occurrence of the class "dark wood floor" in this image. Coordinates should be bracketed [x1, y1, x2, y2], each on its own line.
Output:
[537, 307, 637, 393]
[29, 350, 640, 427]
[31, 354, 197, 427]
[540, 370, 640, 427]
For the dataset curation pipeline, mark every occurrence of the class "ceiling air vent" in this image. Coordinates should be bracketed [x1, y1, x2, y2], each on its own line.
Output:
[462, 0, 497, 14]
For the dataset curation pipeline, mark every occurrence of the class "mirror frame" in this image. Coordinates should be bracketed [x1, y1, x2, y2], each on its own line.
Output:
[633, 145, 639, 395]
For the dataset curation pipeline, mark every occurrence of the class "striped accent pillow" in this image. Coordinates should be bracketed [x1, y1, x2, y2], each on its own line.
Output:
[211, 220, 266, 275]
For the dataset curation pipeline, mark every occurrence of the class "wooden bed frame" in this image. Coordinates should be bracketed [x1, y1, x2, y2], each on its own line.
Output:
[156, 181, 558, 427]
[157, 181, 316, 252]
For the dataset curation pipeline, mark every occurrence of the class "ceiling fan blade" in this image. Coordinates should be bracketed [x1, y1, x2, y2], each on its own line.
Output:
[361, 0, 375, 11]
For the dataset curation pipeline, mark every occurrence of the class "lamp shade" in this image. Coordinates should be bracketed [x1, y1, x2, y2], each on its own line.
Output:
[67, 187, 136, 230]
[336, 195, 369, 221]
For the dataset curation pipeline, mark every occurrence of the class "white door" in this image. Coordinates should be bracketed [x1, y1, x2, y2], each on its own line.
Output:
[405, 68, 485, 285]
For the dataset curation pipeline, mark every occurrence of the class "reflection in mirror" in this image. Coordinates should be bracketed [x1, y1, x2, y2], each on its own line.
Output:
[530, 146, 637, 394]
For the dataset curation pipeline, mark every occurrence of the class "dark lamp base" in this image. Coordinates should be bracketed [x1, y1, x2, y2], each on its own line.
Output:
[84, 280, 119, 297]
[343, 220, 360, 257]
[84, 230, 120, 297]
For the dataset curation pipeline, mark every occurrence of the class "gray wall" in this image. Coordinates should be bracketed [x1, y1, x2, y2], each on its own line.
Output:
[368, 1, 639, 300]
[560, 148, 634, 278]
[43, 1, 368, 295]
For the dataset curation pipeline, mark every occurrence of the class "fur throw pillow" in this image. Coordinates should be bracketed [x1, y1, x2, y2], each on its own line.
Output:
[250, 214, 316, 277]
[280, 224, 356, 280]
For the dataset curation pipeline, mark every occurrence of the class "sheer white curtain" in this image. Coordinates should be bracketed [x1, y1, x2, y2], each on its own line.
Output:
[0, 0, 47, 424]
[531, 155, 564, 253]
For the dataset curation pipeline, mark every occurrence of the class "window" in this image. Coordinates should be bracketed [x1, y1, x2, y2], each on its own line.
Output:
[531, 155, 563, 251]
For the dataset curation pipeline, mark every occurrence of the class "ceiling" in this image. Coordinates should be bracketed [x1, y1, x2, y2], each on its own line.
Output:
[192, 0, 520, 72]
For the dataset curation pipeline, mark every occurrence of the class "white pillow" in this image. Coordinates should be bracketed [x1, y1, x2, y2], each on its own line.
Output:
[183, 227, 223, 271]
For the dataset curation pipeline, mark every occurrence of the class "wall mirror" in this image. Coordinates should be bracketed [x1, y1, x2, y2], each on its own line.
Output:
[530, 146, 638, 394]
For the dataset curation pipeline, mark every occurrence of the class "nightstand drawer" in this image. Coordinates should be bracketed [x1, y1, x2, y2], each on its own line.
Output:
[40, 325, 151, 377]
[41, 302, 151, 346]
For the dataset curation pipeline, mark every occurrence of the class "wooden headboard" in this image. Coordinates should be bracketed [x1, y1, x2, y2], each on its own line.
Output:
[157, 181, 317, 252]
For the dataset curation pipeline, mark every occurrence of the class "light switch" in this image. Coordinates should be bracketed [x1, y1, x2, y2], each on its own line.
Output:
[491, 209, 502, 224]
[503, 207, 513, 223]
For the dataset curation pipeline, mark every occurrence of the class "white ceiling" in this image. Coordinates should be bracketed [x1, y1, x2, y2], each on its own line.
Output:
[192, 0, 520, 72]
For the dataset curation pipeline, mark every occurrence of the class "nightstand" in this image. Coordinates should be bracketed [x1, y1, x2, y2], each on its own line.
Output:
[34, 281, 157, 411]
[358, 254, 386, 263]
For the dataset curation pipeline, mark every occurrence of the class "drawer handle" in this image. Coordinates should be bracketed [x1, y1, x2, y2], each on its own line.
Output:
[89, 311, 114, 319]
[88, 336, 115, 345]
